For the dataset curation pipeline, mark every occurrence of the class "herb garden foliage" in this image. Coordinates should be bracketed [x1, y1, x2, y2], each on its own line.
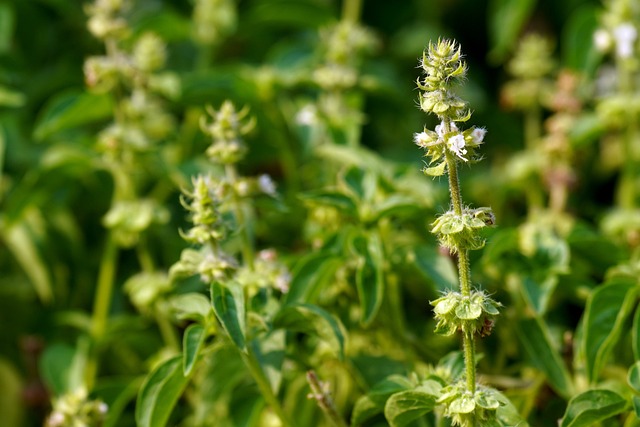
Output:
[1, 0, 640, 426]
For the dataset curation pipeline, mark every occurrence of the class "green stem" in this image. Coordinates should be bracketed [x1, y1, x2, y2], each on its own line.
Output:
[225, 164, 255, 271]
[444, 120, 477, 396]
[86, 232, 119, 390]
[242, 350, 293, 427]
[342, 0, 363, 23]
[307, 370, 348, 427]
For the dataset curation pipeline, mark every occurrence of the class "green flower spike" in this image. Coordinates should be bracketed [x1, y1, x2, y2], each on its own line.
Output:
[200, 101, 256, 165]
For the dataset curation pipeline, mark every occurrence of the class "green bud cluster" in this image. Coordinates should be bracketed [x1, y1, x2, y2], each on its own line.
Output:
[200, 101, 256, 165]
[431, 207, 494, 252]
[417, 39, 469, 121]
[85, 0, 130, 41]
[45, 388, 108, 427]
[501, 34, 554, 111]
[179, 175, 228, 246]
[192, 0, 237, 46]
[437, 383, 502, 427]
[430, 290, 501, 337]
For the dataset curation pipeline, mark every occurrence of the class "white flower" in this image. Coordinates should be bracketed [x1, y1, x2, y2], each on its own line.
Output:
[593, 28, 612, 52]
[471, 127, 486, 144]
[258, 174, 276, 196]
[448, 134, 468, 161]
[47, 412, 65, 427]
[295, 104, 318, 126]
[613, 23, 637, 58]
[413, 131, 429, 147]
[435, 120, 458, 139]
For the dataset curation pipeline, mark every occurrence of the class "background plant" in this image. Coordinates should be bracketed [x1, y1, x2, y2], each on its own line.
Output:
[1, 0, 640, 426]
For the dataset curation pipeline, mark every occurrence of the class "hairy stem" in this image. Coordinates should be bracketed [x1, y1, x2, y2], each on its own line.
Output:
[307, 370, 348, 427]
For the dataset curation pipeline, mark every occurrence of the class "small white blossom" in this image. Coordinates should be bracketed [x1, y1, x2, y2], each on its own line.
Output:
[593, 28, 612, 52]
[471, 127, 487, 144]
[448, 134, 468, 161]
[98, 402, 109, 414]
[46, 412, 65, 427]
[435, 121, 458, 139]
[295, 104, 318, 126]
[413, 131, 429, 147]
[613, 23, 637, 58]
[258, 174, 276, 196]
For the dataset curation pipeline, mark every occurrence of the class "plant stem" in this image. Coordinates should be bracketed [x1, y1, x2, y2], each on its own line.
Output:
[342, 0, 363, 23]
[242, 350, 293, 427]
[444, 120, 477, 395]
[225, 164, 255, 271]
[86, 232, 118, 390]
[306, 370, 348, 427]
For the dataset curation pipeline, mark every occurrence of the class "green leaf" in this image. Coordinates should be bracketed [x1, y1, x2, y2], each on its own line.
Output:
[517, 316, 573, 398]
[0, 3, 14, 53]
[169, 293, 212, 323]
[383, 380, 441, 427]
[633, 304, 640, 362]
[299, 190, 358, 217]
[341, 167, 376, 202]
[561, 5, 600, 75]
[351, 375, 413, 426]
[487, 0, 536, 63]
[136, 356, 190, 427]
[628, 361, 640, 393]
[372, 195, 420, 222]
[633, 396, 640, 418]
[211, 281, 247, 352]
[412, 244, 458, 293]
[34, 90, 113, 141]
[423, 161, 447, 176]
[273, 303, 345, 360]
[560, 389, 627, 427]
[250, 330, 286, 394]
[39, 344, 76, 396]
[284, 252, 341, 305]
[0, 215, 53, 304]
[494, 390, 530, 427]
[353, 232, 385, 326]
[583, 279, 639, 384]
[183, 324, 207, 375]
[96, 377, 143, 427]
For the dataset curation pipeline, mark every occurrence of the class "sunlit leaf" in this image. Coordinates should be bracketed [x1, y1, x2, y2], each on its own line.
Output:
[136, 356, 190, 427]
[560, 389, 627, 427]
[383, 380, 441, 427]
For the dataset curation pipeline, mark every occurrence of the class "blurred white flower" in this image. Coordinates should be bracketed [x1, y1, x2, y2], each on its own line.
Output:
[613, 23, 637, 58]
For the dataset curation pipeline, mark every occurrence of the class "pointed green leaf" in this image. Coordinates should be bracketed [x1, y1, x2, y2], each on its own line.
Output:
[372, 195, 420, 222]
[34, 90, 113, 141]
[583, 279, 639, 384]
[183, 324, 206, 375]
[136, 356, 190, 427]
[353, 232, 384, 326]
[211, 281, 246, 351]
[169, 293, 212, 323]
[284, 251, 342, 305]
[560, 389, 627, 427]
[494, 390, 530, 427]
[517, 316, 573, 398]
[383, 380, 441, 427]
[351, 376, 413, 426]
[273, 303, 345, 360]
[39, 343, 76, 396]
